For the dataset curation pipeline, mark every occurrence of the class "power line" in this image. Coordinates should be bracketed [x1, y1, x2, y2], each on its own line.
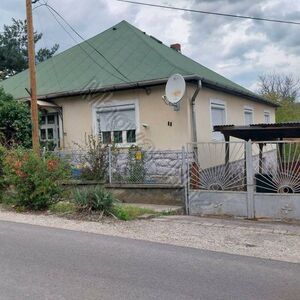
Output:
[117, 0, 300, 26]
[39, 3, 129, 83]
[36, 2, 131, 82]
[45, 3, 131, 82]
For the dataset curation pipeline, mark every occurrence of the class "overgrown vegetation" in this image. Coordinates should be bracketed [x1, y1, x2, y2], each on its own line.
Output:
[0, 144, 5, 200]
[3, 148, 70, 210]
[73, 186, 115, 214]
[75, 135, 109, 181]
[0, 88, 32, 148]
[257, 73, 300, 123]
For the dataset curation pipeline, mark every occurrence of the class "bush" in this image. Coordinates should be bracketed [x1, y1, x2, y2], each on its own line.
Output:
[75, 135, 108, 181]
[111, 204, 155, 221]
[3, 149, 70, 210]
[0, 88, 32, 148]
[73, 186, 115, 213]
[0, 145, 6, 201]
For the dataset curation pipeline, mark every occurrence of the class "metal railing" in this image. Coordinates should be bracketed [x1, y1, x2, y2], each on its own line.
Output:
[186, 140, 300, 194]
[187, 142, 247, 191]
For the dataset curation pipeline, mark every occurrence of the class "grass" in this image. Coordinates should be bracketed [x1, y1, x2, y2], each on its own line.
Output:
[111, 204, 156, 221]
[49, 201, 76, 215]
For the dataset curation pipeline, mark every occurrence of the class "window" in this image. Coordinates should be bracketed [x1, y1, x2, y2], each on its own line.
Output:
[244, 108, 253, 125]
[40, 112, 60, 149]
[127, 130, 136, 143]
[41, 129, 46, 140]
[47, 115, 55, 124]
[113, 131, 123, 143]
[211, 101, 226, 141]
[47, 128, 54, 140]
[102, 131, 111, 144]
[97, 104, 136, 144]
[264, 111, 270, 123]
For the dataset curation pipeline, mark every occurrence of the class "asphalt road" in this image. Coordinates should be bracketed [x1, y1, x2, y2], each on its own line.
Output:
[0, 221, 300, 300]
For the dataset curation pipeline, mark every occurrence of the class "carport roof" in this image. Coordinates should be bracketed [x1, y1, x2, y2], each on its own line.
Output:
[214, 122, 300, 141]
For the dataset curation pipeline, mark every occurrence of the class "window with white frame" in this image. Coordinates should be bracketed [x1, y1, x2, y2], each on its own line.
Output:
[244, 108, 253, 125]
[264, 111, 271, 123]
[96, 104, 136, 144]
[211, 101, 226, 141]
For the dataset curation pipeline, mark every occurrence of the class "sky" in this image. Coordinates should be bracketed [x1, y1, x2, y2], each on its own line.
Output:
[1, 0, 300, 91]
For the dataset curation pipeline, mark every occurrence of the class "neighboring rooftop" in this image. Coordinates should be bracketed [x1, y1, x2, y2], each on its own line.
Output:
[0, 20, 276, 107]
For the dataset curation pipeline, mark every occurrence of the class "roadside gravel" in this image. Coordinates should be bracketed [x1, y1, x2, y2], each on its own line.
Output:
[0, 209, 300, 263]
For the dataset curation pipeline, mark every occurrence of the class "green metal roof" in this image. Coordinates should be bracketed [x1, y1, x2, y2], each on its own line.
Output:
[0, 20, 275, 106]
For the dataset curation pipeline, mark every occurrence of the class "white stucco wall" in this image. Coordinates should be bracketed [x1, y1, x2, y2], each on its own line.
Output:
[53, 84, 276, 150]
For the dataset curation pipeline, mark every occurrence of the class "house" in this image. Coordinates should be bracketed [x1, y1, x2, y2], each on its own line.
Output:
[0, 20, 277, 151]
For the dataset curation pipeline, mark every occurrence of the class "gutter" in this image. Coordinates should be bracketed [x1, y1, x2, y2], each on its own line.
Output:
[191, 80, 202, 144]
[18, 74, 278, 108]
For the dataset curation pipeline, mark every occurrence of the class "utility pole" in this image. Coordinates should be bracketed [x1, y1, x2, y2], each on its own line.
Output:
[26, 0, 40, 154]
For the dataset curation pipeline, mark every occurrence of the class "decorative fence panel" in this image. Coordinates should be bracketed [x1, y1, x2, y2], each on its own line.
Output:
[187, 142, 247, 192]
[253, 141, 300, 194]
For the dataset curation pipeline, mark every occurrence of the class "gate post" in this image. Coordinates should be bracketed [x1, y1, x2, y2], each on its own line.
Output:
[108, 146, 112, 184]
[246, 140, 255, 219]
[182, 146, 189, 215]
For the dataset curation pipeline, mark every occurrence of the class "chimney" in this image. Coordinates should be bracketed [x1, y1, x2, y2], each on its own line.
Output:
[170, 43, 181, 53]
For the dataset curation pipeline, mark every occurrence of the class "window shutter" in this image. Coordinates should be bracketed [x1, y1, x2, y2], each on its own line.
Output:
[97, 104, 136, 132]
[244, 109, 253, 125]
[211, 103, 226, 141]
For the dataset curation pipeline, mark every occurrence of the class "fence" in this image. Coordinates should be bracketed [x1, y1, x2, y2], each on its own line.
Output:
[187, 140, 300, 220]
[55, 147, 185, 185]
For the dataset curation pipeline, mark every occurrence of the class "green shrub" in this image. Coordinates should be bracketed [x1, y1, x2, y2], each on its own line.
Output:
[49, 201, 76, 214]
[3, 149, 70, 210]
[0, 145, 6, 200]
[73, 186, 115, 213]
[112, 204, 155, 221]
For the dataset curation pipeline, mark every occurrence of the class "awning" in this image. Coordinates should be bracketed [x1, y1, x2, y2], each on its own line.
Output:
[214, 122, 300, 141]
[37, 100, 59, 108]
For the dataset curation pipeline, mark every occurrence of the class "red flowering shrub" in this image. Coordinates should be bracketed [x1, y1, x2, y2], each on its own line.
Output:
[3, 149, 70, 210]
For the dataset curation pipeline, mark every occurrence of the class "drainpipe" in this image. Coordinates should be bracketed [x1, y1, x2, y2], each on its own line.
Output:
[191, 80, 202, 145]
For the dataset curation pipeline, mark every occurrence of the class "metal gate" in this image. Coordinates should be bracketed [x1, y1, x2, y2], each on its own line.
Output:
[185, 141, 300, 220]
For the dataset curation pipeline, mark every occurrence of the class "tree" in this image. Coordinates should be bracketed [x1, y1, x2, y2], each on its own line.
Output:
[257, 73, 300, 104]
[257, 73, 300, 122]
[0, 18, 59, 80]
[0, 88, 32, 148]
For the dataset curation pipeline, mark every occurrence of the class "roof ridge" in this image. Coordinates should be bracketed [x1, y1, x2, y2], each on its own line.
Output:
[122, 22, 254, 95]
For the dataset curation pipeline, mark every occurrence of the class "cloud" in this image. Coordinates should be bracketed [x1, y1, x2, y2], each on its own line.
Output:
[1, 0, 300, 91]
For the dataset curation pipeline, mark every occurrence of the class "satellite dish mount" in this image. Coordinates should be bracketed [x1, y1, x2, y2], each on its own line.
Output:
[163, 74, 186, 111]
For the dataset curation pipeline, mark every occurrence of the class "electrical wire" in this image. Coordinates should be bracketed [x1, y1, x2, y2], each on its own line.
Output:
[41, 4, 130, 83]
[117, 0, 300, 26]
[44, 3, 131, 82]
[35, 1, 131, 82]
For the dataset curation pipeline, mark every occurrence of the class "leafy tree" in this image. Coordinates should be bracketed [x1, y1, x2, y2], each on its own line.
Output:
[0, 18, 59, 80]
[275, 101, 300, 123]
[257, 73, 300, 122]
[0, 88, 32, 148]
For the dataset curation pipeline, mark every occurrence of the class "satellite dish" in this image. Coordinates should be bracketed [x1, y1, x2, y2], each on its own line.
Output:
[165, 74, 186, 105]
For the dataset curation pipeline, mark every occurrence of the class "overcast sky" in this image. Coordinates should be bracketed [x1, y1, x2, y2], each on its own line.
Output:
[1, 0, 300, 91]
